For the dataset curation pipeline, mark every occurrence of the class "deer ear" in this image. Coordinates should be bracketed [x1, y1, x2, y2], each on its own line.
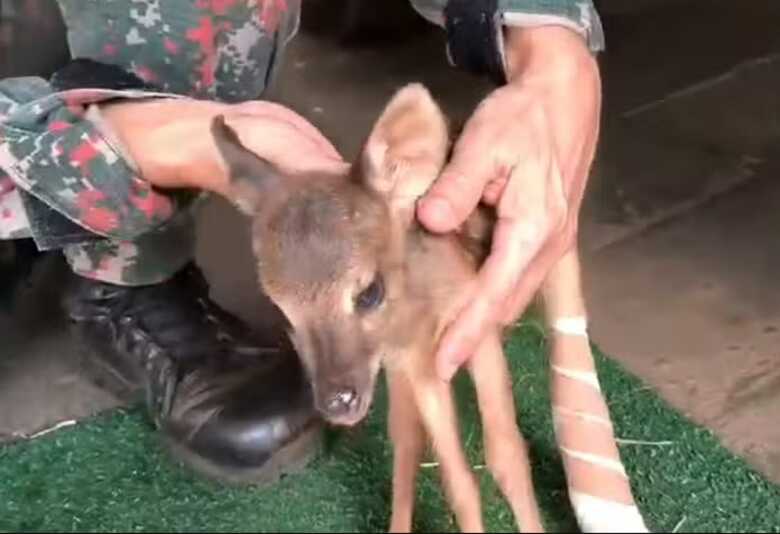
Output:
[211, 114, 282, 216]
[356, 84, 449, 209]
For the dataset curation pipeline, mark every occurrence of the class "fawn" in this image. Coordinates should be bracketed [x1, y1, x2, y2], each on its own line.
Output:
[210, 84, 649, 533]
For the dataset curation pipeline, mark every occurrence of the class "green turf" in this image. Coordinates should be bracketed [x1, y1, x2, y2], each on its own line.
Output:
[2, 317, 779, 533]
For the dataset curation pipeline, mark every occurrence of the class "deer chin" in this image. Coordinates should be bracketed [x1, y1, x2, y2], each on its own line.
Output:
[322, 397, 372, 428]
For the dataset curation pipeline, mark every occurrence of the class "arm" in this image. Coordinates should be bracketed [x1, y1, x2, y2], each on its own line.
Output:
[0, 78, 344, 245]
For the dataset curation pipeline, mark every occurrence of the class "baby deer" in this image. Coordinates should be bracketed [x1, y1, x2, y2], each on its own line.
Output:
[211, 84, 649, 533]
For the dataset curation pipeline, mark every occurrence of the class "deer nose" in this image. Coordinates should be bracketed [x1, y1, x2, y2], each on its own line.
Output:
[325, 387, 359, 415]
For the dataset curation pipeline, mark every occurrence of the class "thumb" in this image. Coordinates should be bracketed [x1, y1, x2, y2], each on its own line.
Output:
[417, 141, 493, 233]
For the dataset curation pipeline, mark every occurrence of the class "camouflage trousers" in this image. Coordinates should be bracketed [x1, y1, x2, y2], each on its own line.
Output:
[0, 184, 200, 288]
[0, 207, 198, 287]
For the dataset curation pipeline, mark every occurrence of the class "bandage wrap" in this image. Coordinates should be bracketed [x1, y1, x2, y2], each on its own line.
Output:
[552, 316, 589, 337]
[549, 314, 650, 532]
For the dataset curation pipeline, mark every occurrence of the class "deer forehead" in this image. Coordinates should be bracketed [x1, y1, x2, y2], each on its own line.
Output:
[255, 187, 390, 299]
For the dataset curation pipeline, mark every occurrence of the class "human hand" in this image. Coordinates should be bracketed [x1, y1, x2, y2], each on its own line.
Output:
[416, 26, 602, 380]
[99, 98, 347, 195]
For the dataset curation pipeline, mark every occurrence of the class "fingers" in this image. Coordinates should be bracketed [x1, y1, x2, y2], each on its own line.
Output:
[501, 243, 559, 324]
[436, 215, 545, 380]
[435, 162, 553, 379]
[481, 175, 509, 205]
[436, 205, 550, 379]
[416, 125, 497, 234]
[435, 144, 563, 381]
[501, 217, 576, 324]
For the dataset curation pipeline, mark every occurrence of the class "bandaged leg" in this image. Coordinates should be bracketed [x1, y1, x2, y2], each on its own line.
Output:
[541, 249, 649, 533]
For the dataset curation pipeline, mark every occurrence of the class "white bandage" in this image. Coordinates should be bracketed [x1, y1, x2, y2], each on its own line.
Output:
[552, 406, 612, 427]
[569, 491, 649, 533]
[559, 447, 627, 477]
[552, 316, 589, 337]
[551, 365, 601, 390]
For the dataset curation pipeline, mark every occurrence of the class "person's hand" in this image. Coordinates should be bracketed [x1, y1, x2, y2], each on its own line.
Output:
[99, 98, 347, 194]
[416, 25, 602, 380]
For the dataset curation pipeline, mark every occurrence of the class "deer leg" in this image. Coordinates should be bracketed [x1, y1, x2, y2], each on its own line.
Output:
[541, 248, 649, 533]
[408, 366, 484, 533]
[386, 367, 426, 533]
[467, 330, 544, 533]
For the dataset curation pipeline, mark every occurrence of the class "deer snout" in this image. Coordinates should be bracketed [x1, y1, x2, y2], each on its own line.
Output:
[323, 386, 360, 417]
[327, 387, 358, 411]
[313, 380, 371, 426]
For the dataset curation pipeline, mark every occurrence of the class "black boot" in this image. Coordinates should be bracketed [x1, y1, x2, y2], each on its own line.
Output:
[63, 263, 323, 485]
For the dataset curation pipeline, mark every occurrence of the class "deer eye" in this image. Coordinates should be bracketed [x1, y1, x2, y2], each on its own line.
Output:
[355, 273, 385, 312]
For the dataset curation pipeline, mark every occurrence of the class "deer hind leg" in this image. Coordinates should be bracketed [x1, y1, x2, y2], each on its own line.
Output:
[541, 248, 649, 533]
[385, 367, 426, 533]
[406, 364, 484, 533]
[467, 330, 545, 533]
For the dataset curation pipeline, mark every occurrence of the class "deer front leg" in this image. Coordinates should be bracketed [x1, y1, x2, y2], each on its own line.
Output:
[386, 367, 426, 533]
[407, 366, 484, 533]
[541, 248, 649, 533]
[467, 330, 544, 533]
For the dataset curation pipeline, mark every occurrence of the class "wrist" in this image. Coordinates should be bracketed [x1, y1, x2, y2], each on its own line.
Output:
[503, 25, 599, 88]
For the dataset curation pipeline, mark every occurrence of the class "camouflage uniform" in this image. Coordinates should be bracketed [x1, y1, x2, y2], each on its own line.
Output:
[0, 0, 603, 286]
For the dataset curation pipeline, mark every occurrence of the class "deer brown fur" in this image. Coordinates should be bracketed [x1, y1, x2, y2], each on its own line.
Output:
[210, 83, 646, 533]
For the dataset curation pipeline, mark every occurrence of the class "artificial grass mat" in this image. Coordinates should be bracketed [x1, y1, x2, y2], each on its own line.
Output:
[2, 318, 779, 533]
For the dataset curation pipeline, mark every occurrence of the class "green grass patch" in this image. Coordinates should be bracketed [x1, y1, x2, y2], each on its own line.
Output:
[1, 319, 779, 532]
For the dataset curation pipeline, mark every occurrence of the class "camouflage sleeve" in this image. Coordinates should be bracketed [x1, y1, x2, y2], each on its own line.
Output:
[0, 78, 192, 242]
[409, 0, 605, 53]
